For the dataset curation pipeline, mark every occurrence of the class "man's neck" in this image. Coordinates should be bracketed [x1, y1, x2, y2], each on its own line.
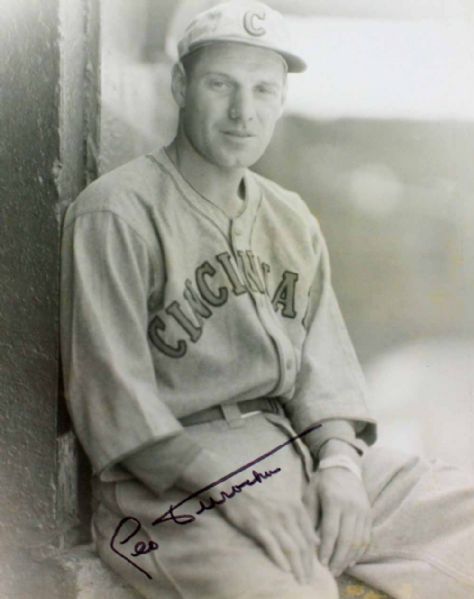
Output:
[166, 129, 246, 219]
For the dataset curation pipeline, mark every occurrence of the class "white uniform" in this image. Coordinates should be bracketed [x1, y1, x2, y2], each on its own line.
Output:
[61, 147, 375, 482]
[61, 148, 474, 598]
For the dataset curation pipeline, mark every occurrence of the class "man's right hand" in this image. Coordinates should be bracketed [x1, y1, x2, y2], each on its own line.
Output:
[127, 442, 320, 584]
[218, 487, 320, 584]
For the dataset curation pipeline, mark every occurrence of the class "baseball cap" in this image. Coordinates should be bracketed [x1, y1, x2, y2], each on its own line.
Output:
[177, 1, 307, 73]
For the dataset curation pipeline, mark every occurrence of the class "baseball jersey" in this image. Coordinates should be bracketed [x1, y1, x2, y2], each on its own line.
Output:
[60, 147, 376, 481]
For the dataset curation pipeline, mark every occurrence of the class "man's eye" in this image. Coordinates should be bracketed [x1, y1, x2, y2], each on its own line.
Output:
[209, 79, 229, 90]
[256, 85, 277, 96]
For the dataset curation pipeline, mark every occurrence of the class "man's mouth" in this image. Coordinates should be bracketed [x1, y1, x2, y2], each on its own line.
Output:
[222, 130, 256, 138]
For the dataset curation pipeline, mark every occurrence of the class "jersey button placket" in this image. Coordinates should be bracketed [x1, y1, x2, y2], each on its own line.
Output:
[274, 336, 297, 395]
[231, 221, 243, 253]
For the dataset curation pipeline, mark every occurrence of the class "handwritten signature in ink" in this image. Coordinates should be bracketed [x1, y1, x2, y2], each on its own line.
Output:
[110, 423, 320, 579]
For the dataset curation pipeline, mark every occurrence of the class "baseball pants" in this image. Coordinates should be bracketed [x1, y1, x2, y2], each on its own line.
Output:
[92, 412, 474, 598]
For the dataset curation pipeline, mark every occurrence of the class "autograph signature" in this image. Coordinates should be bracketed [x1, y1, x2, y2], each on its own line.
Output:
[110, 423, 321, 579]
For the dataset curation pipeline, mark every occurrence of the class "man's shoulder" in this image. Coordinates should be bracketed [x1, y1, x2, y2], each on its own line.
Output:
[250, 171, 325, 247]
[251, 170, 312, 219]
[64, 152, 165, 228]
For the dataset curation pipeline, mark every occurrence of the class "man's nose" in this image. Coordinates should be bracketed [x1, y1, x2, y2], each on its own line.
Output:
[228, 88, 256, 122]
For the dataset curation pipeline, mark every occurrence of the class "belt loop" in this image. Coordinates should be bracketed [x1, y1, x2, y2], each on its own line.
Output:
[220, 403, 244, 428]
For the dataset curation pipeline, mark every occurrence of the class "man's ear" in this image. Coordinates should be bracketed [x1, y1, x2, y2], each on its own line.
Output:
[171, 62, 187, 108]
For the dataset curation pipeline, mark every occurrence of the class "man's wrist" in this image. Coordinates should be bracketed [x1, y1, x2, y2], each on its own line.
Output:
[303, 419, 368, 464]
[318, 438, 362, 464]
[317, 439, 363, 481]
[318, 454, 363, 481]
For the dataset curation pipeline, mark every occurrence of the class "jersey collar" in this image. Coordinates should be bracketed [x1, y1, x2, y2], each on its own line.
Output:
[149, 147, 261, 239]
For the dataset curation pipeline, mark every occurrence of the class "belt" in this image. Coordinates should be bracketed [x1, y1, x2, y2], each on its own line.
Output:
[179, 397, 284, 427]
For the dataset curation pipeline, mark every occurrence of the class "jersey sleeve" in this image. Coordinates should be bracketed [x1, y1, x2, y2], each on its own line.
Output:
[60, 209, 183, 479]
[285, 215, 377, 448]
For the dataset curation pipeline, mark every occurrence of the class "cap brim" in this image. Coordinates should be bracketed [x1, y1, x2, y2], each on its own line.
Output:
[279, 51, 307, 73]
[182, 38, 307, 74]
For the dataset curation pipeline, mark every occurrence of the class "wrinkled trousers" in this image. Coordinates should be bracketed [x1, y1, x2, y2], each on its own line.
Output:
[92, 413, 474, 598]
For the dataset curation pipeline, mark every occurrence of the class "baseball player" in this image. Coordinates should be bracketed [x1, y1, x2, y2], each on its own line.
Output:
[60, 2, 474, 598]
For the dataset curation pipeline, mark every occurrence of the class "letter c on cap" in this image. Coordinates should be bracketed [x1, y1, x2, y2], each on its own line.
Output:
[243, 11, 266, 37]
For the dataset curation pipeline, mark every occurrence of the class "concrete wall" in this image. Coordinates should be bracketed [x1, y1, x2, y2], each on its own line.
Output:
[99, 0, 177, 173]
[1, 0, 90, 596]
[1, 2, 61, 596]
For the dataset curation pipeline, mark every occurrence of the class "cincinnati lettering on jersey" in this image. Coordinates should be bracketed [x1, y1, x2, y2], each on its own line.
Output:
[148, 250, 299, 358]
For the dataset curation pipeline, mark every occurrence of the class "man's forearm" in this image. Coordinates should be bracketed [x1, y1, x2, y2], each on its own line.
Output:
[123, 417, 366, 498]
[122, 432, 230, 498]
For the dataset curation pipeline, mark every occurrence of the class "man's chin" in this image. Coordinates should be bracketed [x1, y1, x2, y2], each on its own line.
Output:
[214, 151, 262, 170]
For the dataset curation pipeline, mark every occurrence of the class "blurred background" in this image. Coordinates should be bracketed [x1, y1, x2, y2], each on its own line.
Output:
[98, 0, 474, 471]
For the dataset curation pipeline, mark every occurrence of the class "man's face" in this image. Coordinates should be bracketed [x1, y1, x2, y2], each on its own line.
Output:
[178, 42, 287, 169]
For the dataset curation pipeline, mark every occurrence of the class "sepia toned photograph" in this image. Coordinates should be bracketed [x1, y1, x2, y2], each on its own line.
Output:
[2, 1, 474, 597]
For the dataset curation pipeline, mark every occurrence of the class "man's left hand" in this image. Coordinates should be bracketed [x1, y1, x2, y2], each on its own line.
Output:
[304, 441, 372, 577]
